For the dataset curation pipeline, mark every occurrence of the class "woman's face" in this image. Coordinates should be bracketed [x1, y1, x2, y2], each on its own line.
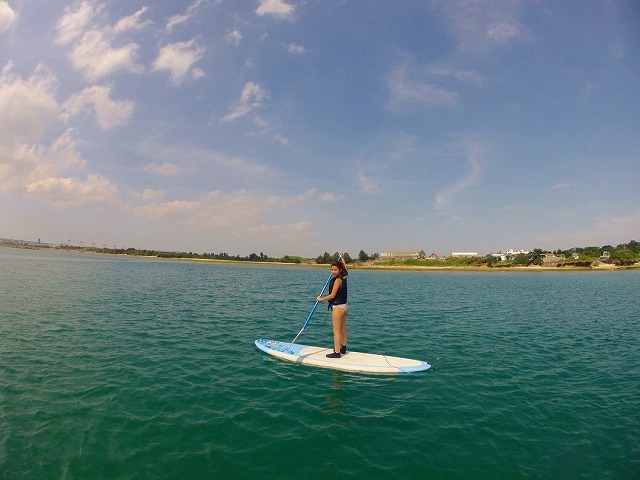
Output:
[330, 265, 340, 276]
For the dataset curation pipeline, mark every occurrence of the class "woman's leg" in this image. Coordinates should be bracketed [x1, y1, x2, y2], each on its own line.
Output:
[332, 308, 347, 353]
[340, 311, 348, 351]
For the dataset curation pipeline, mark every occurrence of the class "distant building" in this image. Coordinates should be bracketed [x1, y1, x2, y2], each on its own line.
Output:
[379, 249, 426, 259]
[451, 252, 479, 258]
[490, 249, 530, 261]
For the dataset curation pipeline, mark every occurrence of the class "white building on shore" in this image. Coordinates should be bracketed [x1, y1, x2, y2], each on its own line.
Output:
[490, 249, 530, 261]
[379, 249, 426, 259]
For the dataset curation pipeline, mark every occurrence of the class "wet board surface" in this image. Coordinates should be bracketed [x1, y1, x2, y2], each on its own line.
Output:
[255, 339, 431, 374]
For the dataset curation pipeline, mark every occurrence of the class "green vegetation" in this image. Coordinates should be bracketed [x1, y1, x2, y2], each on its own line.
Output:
[3, 238, 638, 269]
[76, 247, 305, 264]
[314, 251, 353, 264]
[345, 240, 640, 268]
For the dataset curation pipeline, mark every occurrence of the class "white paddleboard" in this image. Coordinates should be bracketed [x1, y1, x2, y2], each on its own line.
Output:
[255, 339, 431, 374]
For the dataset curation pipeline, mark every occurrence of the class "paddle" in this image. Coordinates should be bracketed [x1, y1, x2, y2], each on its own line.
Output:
[286, 255, 341, 349]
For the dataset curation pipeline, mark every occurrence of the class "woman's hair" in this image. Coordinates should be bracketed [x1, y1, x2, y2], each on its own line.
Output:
[330, 261, 345, 274]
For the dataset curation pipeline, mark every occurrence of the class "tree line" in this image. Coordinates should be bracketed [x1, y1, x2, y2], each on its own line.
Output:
[316, 241, 640, 267]
[42, 240, 639, 267]
[77, 247, 306, 264]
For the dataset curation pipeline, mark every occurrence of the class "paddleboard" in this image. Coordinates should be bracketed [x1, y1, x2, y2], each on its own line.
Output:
[255, 339, 430, 374]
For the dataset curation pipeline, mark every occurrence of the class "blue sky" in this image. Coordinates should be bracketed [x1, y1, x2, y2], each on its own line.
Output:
[0, 0, 638, 257]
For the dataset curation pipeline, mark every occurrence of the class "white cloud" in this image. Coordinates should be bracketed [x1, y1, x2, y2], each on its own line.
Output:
[134, 189, 277, 229]
[0, 63, 58, 143]
[426, 65, 486, 88]
[287, 42, 307, 54]
[0, 1, 17, 33]
[135, 199, 200, 218]
[220, 81, 268, 123]
[69, 31, 142, 80]
[56, 1, 146, 80]
[192, 68, 205, 80]
[61, 85, 134, 130]
[552, 182, 576, 190]
[249, 221, 310, 235]
[433, 139, 487, 209]
[26, 174, 119, 208]
[388, 65, 458, 108]
[256, 0, 295, 20]
[153, 39, 206, 85]
[166, 0, 205, 31]
[487, 22, 520, 42]
[321, 192, 347, 202]
[0, 129, 83, 192]
[250, 115, 289, 145]
[143, 162, 187, 176]
[137, 141, 273, 179]
[226, 29, 243, 44]
[433, 0, 531, 53]
[114, 6, 152, 33]
[0, 66, 122, 209]
[130, 188, 165, 202]
[56, 1, 97, 45]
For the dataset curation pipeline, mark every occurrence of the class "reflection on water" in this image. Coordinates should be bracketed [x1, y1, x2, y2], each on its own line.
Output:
[320, 371, 346, 419]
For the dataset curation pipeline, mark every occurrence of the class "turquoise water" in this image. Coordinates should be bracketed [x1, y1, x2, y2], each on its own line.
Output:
[1, 248, 638, 479]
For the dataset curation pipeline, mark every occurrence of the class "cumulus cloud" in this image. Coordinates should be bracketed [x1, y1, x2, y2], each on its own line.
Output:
[61, 85, 134, 130]
[0, 63, 58, 143]
[153, 38, 206, 85]
[56, 1, 97, 45]
[56, 1, 147, 80]
[0, 1, 17, 33]
[26, 174, 119, 208]
[0, 65, 120, 209]
[220, 82, 268, 123]
[256, 0, 295, 20]
[0, 127, 119, 209]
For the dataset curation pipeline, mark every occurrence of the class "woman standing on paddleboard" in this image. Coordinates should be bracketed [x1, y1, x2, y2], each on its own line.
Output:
[316, 255, 348, 358]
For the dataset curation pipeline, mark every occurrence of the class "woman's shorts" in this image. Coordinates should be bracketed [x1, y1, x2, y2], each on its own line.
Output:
[332, 303, 348, 312]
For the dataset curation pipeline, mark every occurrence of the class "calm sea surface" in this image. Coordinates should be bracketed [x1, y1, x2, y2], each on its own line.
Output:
[1, 247, 638, 479]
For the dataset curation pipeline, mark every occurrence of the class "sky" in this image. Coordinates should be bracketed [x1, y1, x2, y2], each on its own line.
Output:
[0, 0, 638, 257]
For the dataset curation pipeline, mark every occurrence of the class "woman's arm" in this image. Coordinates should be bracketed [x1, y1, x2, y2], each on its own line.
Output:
[317, 278, 342, 302]
[341, 253, 348, 273]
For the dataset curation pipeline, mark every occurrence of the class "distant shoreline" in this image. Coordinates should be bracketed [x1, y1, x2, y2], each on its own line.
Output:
[3, 244, 638, 271]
